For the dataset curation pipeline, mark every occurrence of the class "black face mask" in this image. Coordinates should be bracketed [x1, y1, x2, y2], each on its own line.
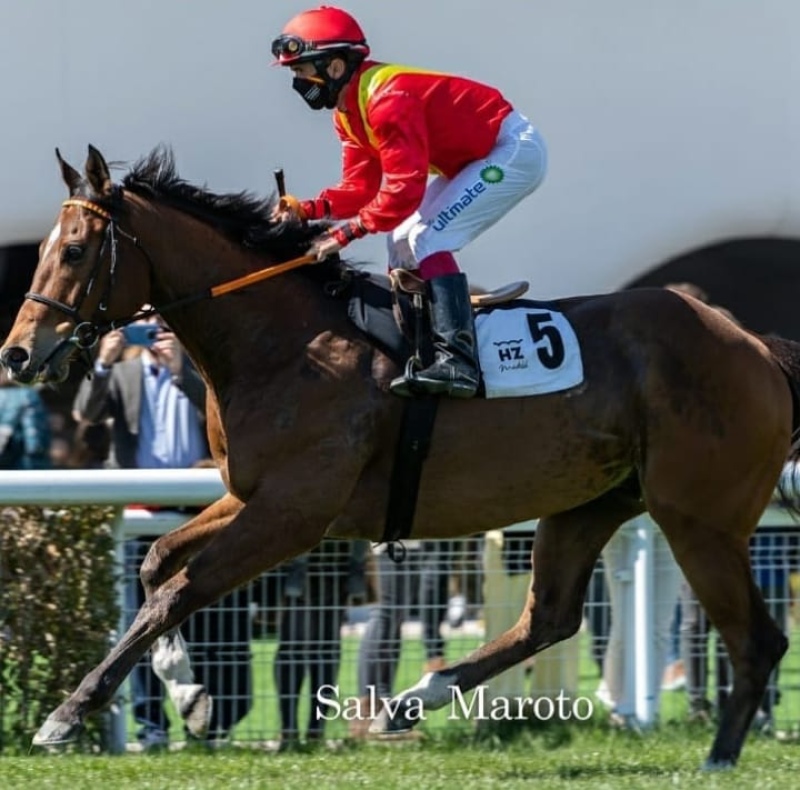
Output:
[292, 76, 333, 110]
[291, 56, 359, 111]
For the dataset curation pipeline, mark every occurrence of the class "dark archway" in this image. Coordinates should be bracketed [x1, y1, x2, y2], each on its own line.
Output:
[0, 243, 38, 341]
[625, 238, 800, 340]
[1, 242, 83, 465]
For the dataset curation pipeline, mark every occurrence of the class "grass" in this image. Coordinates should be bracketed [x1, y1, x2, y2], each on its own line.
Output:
[2, 723, 800, 789]
[7, 621, 800, 787]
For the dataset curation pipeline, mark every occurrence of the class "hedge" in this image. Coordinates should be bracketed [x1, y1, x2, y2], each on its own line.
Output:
[0, 505, 119, 753]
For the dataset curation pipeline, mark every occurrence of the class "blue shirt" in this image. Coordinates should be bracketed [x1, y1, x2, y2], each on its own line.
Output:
[0, 384, 51, 469]
[134, 357, 206, 469]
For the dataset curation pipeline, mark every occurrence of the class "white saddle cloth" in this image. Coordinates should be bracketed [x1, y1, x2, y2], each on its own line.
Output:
[475, 303, 584, 398]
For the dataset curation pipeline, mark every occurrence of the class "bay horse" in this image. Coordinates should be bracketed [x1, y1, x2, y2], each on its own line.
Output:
[2, 145, 798, 769]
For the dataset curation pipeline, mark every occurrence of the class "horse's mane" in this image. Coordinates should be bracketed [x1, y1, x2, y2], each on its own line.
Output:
[118, 145, 326, 264]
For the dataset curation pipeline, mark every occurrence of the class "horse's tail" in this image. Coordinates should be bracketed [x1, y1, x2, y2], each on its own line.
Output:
[762, 334, 800, 515]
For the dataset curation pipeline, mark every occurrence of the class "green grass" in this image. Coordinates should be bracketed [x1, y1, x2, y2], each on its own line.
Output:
[2, 724, 800, 789]
[7, 623, 800, 787]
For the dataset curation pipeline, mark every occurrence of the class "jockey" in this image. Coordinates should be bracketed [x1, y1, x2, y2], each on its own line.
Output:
[271, 5, 547, 398]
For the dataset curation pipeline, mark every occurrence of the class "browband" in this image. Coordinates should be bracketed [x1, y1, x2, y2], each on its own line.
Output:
[62, 198, 112, 221]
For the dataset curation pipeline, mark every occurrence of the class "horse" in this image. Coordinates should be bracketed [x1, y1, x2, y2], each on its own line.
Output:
[2, 144, 798, 769]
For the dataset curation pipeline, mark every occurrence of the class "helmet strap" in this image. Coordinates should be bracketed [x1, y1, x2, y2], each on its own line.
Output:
[311, 54, 362, 109]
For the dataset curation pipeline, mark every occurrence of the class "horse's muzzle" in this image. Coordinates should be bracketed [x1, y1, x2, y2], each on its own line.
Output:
[0, 343, 71, 384]
[0, 345, 30, 376]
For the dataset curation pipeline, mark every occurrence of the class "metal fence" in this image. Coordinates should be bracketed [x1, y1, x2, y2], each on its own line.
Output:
[115, 504, 800, 748]
[1, 470, 799, 750]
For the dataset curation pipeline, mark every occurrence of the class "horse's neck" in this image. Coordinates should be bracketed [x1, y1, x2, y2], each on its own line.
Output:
[133, 203, 335, 392]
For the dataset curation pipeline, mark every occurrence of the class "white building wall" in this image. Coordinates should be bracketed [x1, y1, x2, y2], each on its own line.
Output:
[2, 1, 799, 297]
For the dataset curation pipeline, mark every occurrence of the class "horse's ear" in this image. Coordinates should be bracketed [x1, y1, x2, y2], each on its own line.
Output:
[55, 148, 82, 196]
[84, 144, 114, 197]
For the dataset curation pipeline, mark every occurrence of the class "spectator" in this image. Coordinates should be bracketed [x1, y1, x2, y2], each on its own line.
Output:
[72, 314, 252, 749]
[661, 599, 686, 692]
[273, 539, 368, 748]
[350, 540, 456, 737]
[583, 555, 611, 678]
[0, 367, 51, 470]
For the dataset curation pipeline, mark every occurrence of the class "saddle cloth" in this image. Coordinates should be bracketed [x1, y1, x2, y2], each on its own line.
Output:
[344, 274, 584, 399]
[475, 301, 584, 398]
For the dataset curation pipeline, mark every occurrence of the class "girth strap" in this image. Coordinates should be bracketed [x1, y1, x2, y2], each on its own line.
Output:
[381, 396, 439, 561]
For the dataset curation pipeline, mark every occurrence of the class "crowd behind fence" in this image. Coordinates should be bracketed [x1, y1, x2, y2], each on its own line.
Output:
[1, 471, 799, 751]
[116, 491, 800, 748]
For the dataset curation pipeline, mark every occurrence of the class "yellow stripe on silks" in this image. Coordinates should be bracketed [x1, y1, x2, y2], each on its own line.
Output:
[338, 64, 447, 174]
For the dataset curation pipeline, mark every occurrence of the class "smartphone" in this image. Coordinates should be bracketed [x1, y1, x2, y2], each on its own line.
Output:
[122, 324, 159, 346]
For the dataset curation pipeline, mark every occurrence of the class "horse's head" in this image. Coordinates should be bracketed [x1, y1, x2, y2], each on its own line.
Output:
[0, 146, 152, 383]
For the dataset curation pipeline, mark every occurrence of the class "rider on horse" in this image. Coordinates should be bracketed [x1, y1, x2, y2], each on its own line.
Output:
[271, 5, 548, 398]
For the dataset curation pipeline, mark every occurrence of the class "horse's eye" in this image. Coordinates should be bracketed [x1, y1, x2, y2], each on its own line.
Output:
[62, 244, 84, 263]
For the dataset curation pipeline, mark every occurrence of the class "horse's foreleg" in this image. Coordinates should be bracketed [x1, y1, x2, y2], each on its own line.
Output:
[140, 495, 244, 736]
[32, 493, 325, 747]
[662, 524, 787, 770]
[371, 490, 642, 734]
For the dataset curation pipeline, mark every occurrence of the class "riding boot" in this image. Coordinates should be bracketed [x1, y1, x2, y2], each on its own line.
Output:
[390, 273, 480, 398]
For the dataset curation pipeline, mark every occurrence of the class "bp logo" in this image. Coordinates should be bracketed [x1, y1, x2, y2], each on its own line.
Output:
[480, 165, 505, 184]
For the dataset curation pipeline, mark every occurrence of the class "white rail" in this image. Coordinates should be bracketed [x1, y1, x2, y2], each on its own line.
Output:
[0, 469, 226, 506]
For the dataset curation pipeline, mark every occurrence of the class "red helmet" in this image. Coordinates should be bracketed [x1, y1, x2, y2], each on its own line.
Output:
[271, 6, 370, 65]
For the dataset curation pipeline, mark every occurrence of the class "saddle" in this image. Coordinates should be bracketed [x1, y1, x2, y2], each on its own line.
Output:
[345, 269, 529, 366]
[390, 268, 529, 308]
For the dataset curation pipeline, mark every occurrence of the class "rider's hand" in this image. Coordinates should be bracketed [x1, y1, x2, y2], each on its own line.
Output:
[96, 330, 125, 368]
[312, 219, 368, 261]
[270, 194, 308, 223]
[311, 233, 343, 262]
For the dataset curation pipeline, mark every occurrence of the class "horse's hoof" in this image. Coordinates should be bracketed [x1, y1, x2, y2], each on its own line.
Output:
[180, 687, 213, 739]
[702, 757, 736, 772]
[369, 703, 416, 736]
[32, 715, 82, 747]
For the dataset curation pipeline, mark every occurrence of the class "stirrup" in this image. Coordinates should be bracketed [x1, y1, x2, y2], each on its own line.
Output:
[389, 356, 426, 398]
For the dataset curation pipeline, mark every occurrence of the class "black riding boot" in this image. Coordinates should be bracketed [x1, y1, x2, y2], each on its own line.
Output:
[390, 273, 479, 398]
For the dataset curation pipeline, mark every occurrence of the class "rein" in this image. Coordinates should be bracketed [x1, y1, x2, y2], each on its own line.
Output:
[25, 197, 317, 362]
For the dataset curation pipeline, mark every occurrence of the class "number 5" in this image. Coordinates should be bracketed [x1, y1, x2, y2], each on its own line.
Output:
[526, 312, 565, 370]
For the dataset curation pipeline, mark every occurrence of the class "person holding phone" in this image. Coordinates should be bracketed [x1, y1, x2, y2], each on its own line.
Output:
[73, 314, 206, 468]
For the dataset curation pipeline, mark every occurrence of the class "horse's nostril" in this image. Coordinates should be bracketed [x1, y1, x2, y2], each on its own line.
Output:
[0, 345, 30, 372]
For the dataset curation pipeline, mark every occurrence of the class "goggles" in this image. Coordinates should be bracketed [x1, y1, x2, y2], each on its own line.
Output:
[271, 34, 365, 64]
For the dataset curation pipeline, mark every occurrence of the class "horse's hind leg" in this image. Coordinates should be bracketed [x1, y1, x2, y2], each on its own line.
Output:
[371, 488, 643, 734]
[658, 517, 787, 769]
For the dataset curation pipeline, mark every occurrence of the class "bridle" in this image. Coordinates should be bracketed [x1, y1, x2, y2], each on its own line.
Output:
[23, 194, 317, 372]
[25, 197, 158, 357]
